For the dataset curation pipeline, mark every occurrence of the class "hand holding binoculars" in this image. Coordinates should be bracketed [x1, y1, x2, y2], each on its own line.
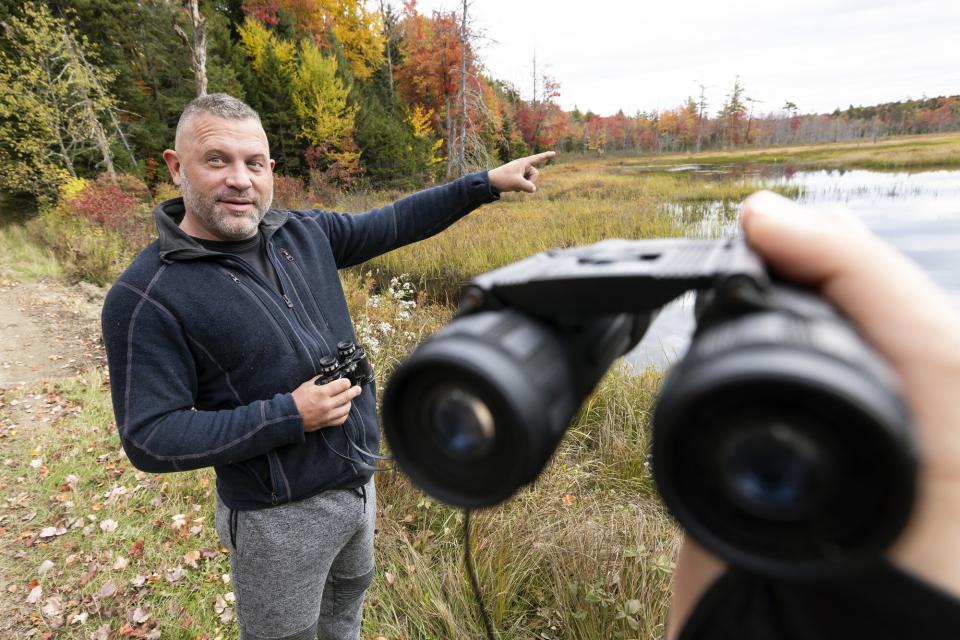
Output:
[315, 340, 375, 388]
[381, 237, 915, 578]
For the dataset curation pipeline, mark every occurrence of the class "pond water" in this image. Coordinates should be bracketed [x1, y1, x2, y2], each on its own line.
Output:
[628, 168, 960, 369]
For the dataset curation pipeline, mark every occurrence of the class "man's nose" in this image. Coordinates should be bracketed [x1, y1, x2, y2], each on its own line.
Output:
[224, 162, 253, 191]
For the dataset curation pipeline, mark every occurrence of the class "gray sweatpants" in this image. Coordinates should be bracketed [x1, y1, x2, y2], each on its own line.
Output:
[214, 479, 376, 640]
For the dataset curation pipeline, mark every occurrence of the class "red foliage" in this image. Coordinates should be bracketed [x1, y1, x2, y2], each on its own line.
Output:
[242, 0, 282, 26]
[66, 176, 141, 231]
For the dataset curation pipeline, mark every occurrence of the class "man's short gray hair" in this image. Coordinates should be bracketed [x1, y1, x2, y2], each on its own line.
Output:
[175, 93, 262, 143]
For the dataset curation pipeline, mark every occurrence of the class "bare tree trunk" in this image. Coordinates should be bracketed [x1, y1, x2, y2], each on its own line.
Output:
[445, 95, 454, 178]
[59, 28, 116, 181]
[456, 0, 468, 176]
[87, 98, 117, 181]
[174, 0, 207, 97]
[695, 82, 708, 153]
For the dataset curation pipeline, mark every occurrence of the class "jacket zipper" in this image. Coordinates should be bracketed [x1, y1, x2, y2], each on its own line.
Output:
[265, 243, 331, 353]
[223, 270, 296, 353]
[278, 246, 334, 332]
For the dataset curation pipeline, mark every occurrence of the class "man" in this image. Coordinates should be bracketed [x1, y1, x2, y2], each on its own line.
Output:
[100, 93, 554, 640]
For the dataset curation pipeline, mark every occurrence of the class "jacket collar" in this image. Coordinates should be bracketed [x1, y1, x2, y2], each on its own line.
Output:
[155, 197, 289, 262]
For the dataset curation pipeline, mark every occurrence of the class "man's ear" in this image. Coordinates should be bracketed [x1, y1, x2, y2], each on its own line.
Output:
[270, 158, 276, 171]
[162, 149, 182, 185]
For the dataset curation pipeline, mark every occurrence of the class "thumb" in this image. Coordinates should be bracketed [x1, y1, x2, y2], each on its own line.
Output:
[518, 178, 537, 193]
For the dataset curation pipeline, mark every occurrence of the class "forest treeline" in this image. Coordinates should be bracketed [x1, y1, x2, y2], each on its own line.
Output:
[2, 0, 959, 203]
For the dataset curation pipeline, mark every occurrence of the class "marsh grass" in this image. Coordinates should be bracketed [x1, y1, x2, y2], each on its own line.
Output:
[357, 159, 798, 300]
[608, 131, 960, 171]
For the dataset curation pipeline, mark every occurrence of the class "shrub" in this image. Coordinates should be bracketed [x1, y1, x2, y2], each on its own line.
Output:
[28, 172, 154, 285]
[64, 175, 141, 232]
[151, 182, 180, 202]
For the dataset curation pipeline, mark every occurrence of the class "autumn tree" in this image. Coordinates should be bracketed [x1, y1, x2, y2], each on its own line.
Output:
[516, 71, 566, 151]
[241, 0, 384, 81]
[394, 3, 495, 176]
[718, 76, 748, 147]
[292, 38, 360, 182]
[238, 17, 360, 184]
[0, 2, 124, 198]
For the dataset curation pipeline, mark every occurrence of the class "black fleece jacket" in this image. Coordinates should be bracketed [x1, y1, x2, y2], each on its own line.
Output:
[101, 172, 497, 510]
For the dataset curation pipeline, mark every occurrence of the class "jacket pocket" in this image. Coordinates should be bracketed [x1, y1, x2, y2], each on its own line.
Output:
[267, 450, 292, 505]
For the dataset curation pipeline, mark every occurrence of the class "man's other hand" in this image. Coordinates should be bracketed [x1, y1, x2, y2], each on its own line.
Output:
[488, 151, 557, 194]
[291, 377, 363, 432]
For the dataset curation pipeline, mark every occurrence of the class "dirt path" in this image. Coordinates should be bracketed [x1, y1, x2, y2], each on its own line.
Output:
[0, 274, 107, 636]
[0, 276, 106, 389]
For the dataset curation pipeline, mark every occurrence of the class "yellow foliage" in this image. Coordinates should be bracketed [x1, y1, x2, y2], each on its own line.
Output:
[409, 106, 434, 139]
[291, 39, 357, 147]
[58, 176, 88, 203]
[409, 106, 443, 167]
[238, 18, 295, 75]
[326, 0, 384, 81]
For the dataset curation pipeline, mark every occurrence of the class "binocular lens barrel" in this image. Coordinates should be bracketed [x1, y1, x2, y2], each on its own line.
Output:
[650, 300, 915, 577]
[382, 310, 644, 507]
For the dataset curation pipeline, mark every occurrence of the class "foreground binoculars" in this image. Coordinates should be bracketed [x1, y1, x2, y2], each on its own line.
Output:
[381, 238, 916, 578]
[315, 341, 374, 387]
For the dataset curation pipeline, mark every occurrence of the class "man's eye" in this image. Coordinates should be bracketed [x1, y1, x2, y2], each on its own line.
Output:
[208, 157, 225, 166]
[249, 161, 263, 169]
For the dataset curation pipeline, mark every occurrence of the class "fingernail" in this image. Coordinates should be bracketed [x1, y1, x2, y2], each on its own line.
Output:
[741, 190, 814, 229]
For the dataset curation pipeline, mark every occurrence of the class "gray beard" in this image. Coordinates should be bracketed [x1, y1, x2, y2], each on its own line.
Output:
[179, 172, 273, 241]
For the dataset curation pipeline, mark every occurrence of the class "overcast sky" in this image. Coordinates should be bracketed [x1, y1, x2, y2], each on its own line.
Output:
[409, 0, 960, 117]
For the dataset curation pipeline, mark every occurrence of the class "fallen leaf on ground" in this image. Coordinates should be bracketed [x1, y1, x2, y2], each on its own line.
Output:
[131, 606, 150, 623]
[42, 595, 63, 616]
[97, 581, 118, 599]
[183, 550, 201, 568]
[90, 624, 110, 640]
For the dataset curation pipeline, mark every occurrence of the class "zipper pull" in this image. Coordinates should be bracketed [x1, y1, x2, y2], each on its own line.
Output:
[271, 492, 278, 506]
[228, 273, 240, 284]
[282, 293, 294, 309]
[280, 248, 295, 262]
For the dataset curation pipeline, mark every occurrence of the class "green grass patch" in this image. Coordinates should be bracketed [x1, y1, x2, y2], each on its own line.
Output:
[0, 370, 235, 638]
[0, 225, 63, 281]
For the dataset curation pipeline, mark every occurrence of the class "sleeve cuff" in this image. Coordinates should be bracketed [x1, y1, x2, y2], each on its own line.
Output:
[273, 392, 306, 445]
[469, 170, 501, 204]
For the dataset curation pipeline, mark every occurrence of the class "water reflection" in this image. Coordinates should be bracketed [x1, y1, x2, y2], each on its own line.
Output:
[629, 168, 960, 369]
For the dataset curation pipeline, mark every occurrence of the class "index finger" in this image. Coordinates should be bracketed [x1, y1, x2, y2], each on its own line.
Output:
[316, 377, 353, 392]
[526, 151, 556, 166]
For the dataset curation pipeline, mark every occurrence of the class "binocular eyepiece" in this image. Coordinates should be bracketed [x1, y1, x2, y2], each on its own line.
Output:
[381, 239, 916, 578]
[315, 340, 374, 387]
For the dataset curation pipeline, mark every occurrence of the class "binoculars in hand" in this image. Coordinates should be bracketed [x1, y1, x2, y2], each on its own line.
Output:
[381, 238, 916, 578]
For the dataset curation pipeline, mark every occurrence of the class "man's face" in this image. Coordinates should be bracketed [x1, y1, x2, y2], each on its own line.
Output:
[162, 115, 275, 241]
